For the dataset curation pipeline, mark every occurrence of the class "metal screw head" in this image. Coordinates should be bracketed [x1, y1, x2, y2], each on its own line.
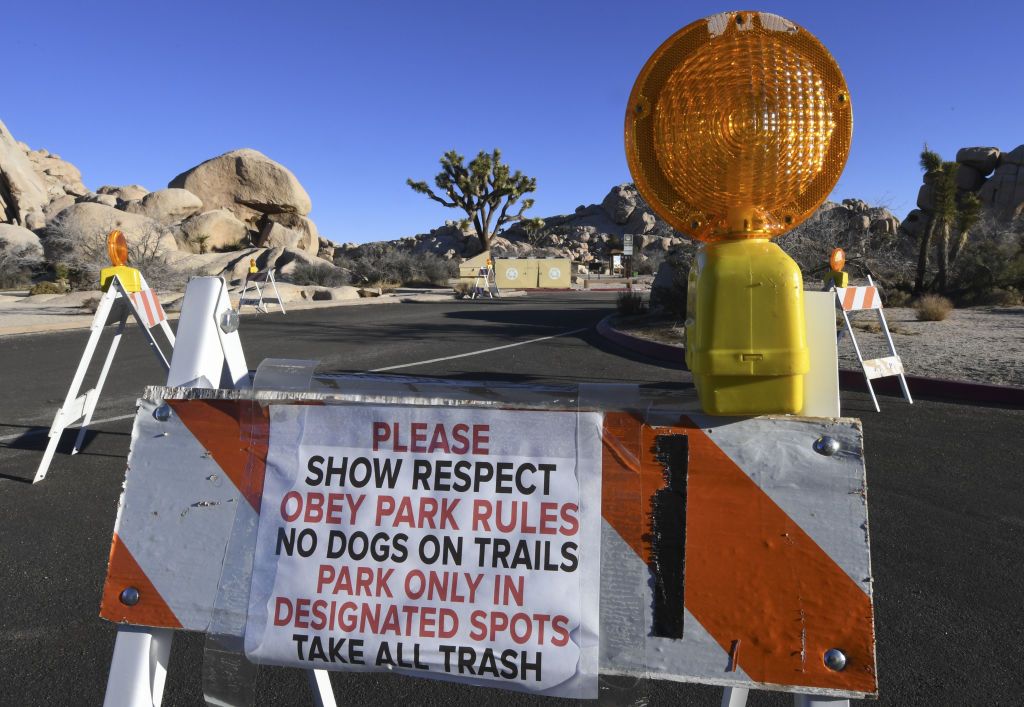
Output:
[119, 587, 140, 606]
[152, 404, 172, 422]
[219, 309, 240, 334]
[813, 435, 841, 456]
[823, 648, 847, 671]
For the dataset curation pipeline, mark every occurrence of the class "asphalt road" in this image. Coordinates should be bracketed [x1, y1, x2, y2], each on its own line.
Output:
[1, 292, 1021, 706]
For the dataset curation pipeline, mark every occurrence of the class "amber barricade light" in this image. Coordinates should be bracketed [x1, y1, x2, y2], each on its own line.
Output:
[100, 230, 143, 292]
[830, 248, 846, 272]
[626, 10, 852, 414]
[826, 247, 849, 288]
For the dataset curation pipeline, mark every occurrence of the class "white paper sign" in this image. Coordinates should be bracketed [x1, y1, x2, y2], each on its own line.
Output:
[245, 404, 603, 698]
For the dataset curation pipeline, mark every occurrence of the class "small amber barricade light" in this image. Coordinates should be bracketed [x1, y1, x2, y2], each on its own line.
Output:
[825, 247, 849, 288]
[100, 230, 142, 292]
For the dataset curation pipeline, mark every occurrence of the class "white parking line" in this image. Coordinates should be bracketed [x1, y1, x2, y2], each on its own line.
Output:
[369, 327, 590, 372]
[0, 413, 137, 443]
[3, 327, 591, 441]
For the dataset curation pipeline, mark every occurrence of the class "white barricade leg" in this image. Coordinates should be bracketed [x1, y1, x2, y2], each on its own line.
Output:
[876, 307, 913, 404]
[307, 669, 337, 707]
[253, 279, 267, 313]
[238, 278, 252, 313]
[34, 288, 118, 483]
[794, 695, 849, 707]
[720, 686, 749, 707]
[840, 307, 880, 412]
[157, 318, 176, 348]
[269, 272, 285, 314]
[72, 310, 129, 455]
[103, 627, 173, 707]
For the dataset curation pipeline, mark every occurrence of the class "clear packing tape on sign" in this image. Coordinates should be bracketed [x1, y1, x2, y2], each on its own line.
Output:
[101, 361, 877, 705]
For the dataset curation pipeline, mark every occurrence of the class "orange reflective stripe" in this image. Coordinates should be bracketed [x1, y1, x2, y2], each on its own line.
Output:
[139, 291, 157, 327]
[861, 286, 875, 309]
[151, 292, 166, 322]
[100, 533, 182, 627]
[680, 420, 876, 693]
[842, 287, 857, 311]
[168, 400, 269, 511]
[600, 412, 650, 560]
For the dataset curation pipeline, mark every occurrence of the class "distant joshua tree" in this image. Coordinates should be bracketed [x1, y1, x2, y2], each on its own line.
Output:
[407, 149, 540, 251]
[916, 145, 982, 293]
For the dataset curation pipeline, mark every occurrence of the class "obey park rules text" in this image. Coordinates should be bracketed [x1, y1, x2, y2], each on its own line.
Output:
[245, 404, 602, 698]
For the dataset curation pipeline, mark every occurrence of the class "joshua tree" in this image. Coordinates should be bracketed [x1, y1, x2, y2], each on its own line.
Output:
[407, 149, 537, 251]
[915, 146, 983, 293]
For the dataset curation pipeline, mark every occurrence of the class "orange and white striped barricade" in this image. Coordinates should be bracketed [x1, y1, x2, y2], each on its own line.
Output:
[238, 268, 286, 314]
[100, 373, 877, 705]
[470, 263, 499, 299]
[834, 276, 912, 412]
[34, 273, 175, 483]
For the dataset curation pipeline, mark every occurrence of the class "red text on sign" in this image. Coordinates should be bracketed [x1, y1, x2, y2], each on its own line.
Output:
[372, 422, 489, 455]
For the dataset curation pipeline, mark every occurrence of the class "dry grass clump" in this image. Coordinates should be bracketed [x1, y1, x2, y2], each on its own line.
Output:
[616, 291, 647, 315]
[884, 288, 914, 308]
[914, 294, 953, 321]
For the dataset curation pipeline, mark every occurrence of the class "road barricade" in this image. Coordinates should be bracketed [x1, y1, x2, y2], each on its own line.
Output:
[100, 367, 877, 704]
[34, 273, 175, 483]
[834, 276, 912, 412]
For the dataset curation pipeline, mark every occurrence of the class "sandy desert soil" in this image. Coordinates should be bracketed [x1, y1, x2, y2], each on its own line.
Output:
[612, 306, 1024, 388]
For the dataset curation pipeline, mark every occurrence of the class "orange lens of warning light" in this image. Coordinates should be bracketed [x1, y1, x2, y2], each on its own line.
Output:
[625, 11, 852, 241]
[830, 247, 845, 271]
[107, 230, 128, 266]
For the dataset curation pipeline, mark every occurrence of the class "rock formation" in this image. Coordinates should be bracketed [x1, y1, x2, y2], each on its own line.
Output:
[0, 118, 332, 287]
[0, 120, 49, 228]
[168, 149, 312, 231]
[903, 144, 1024, 239]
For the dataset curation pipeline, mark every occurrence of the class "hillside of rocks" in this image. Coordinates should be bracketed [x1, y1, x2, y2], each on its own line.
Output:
[335, 183, 907, 278]
[0, 118, 335, 288]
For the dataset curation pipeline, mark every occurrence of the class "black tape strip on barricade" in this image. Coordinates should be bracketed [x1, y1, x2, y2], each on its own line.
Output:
[651, 434, 688, 640]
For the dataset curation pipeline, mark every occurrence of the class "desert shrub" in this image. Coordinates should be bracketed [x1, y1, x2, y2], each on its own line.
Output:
[289, 262, 349, 287]
[43, 216, 178, 291]
[29, 280, 67, 295]
[884, 286, 914, 308]
[81, 295, 102, 313]
[950, 222, 1024, 299]
[213, 237, 251, 253]
[616, 291, 646, 315]
[416, 254, 458, 286]
[452, 281, 473, 298]
[336, 247, 456, 287]
[0, 238, 39, 288]
[968, 287, 1023, 307]
[914, 294, 953, 321]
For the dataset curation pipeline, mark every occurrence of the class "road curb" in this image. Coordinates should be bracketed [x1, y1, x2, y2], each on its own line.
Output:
[596, 315, 1024, 408]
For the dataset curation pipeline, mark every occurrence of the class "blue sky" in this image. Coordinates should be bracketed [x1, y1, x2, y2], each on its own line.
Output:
[4, 1, 1022, 244]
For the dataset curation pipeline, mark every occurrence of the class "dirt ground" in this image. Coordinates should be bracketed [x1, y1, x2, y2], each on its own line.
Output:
[611, 305, 1024, 387]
